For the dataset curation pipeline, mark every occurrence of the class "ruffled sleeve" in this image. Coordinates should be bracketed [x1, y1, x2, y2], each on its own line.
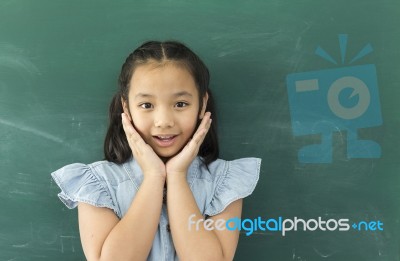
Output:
[51, 163, 120, 217]
[205, 158, 261, 216]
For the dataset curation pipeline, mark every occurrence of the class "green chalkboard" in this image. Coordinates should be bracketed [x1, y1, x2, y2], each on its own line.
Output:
[1, 0, 399, 260]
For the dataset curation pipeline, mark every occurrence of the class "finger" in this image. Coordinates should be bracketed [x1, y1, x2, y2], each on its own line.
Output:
[193, 112, 211, 138]
[121, 113, 139, 139]
[121, 113, 134, 134]
[121, 113, 146, 149]
[199, 111, 211, 129]
[189, 113, 212, 148]
[192, 124, 210, 145]
[121, 113, 139, 155]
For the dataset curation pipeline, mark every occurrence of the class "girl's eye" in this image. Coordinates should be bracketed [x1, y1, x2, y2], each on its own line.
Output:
[175, 102, 188, 108]
[140, 103, 153, 109]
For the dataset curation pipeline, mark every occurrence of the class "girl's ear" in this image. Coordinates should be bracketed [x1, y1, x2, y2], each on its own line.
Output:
[121, 97, 132, 122]
[199, 92, 209, 119]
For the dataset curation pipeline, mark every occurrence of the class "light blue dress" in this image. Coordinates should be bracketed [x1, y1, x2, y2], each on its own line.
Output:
[51, 156, 261, 260]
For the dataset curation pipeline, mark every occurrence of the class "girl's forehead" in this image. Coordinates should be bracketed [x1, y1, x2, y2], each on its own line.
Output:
[129, 62, 199, 97]
[131, 61, 192, 81]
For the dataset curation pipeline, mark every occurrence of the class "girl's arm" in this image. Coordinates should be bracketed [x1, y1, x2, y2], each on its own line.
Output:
[78, 175, 165, 261]
[166, 112, 241, 260]
[167, 176, 242, 261]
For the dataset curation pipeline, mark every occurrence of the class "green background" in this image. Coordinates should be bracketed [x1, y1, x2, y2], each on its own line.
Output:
[0, 0, 399, 260]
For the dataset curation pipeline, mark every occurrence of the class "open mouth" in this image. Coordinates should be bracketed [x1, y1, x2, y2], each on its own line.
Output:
[153, 135, 177, 147]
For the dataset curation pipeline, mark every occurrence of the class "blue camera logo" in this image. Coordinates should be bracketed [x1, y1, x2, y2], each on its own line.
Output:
[286, 35, 382, 163]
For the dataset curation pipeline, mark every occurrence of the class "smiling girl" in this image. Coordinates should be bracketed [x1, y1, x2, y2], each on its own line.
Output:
[51, 40, 261, 261]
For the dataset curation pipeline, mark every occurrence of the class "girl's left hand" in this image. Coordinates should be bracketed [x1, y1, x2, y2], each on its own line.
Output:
[166, 112, 212, 177]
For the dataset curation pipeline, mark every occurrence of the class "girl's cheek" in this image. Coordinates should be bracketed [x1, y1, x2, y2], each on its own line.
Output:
[132, 118, 149, 133]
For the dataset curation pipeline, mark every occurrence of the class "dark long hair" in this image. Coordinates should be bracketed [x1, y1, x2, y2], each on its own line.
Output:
[104, 40, 219, 166]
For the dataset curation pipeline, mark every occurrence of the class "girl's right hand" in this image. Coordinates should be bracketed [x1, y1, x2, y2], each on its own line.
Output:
[121, 113, 166, 180]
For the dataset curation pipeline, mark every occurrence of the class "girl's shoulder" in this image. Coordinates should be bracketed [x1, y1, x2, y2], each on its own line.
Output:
[190, 157, 262, 216]
[50, 158, 136, 218]
[51, 159, 131, 186]
[192, 156, 262, 182]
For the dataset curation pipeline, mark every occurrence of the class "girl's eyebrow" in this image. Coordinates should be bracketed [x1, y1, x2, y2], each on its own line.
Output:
[173, 91, 193, 98]
[134, 93, 153, 99]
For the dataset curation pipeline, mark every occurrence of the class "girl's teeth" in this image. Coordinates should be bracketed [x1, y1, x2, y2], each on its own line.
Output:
[158, 136, 173, 140]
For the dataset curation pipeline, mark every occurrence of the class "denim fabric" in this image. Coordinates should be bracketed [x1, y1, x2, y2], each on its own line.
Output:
[51, 156, 261, 261]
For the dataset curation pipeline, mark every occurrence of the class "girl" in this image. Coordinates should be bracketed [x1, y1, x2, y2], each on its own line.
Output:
[51, 40, 261, 261]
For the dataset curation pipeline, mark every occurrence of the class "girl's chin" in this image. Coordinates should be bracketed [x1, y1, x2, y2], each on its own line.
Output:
[155, 150, 179, 161]
[155, 147, 184, 162]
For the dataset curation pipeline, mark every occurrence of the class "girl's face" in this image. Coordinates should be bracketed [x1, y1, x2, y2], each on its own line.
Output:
[122, 62, 208, 159]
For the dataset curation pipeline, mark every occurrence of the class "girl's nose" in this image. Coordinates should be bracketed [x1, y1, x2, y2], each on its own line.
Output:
[154, 108, 175, 128]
